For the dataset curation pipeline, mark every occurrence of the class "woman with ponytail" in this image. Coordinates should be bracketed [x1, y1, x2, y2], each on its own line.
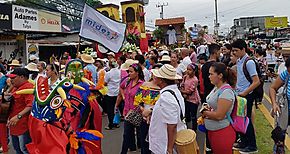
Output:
[180, 63, 200, 131]
[201, 62, 237, 154]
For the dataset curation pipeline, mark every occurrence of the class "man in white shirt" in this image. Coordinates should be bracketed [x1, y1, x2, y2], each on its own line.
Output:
[176, 48, 192, 76]
[104, 58, 121, 130]
[197, 44, 208, 57]
[149, 64, 187, 154]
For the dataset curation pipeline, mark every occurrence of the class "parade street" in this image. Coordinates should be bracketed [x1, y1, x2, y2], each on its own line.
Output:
[3, 82, 289, 154]
[94, 82, 290, 154]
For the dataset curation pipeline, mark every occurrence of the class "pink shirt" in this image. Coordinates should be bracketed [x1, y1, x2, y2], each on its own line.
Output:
[190, 52, 197, 63]
[120, 78, 144, 116]
[120, 69, 128, 80]
[181, 75, 200, 104]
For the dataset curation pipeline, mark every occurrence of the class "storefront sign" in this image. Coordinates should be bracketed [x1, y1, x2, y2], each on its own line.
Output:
[0, 4, 12, 29]
[38, 10, 61, 32]
[12, 5, 39, 31]
[265, 17, 288, 29]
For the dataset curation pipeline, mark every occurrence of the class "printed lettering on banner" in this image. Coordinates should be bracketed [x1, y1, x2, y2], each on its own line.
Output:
[12, 5, 39, 31]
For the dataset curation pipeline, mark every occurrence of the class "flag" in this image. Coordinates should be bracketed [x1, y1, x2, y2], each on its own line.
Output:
[80, 4, 126, 53]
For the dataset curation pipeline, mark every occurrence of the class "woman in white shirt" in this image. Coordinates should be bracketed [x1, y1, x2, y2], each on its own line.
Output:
[104, 58, 121, 130]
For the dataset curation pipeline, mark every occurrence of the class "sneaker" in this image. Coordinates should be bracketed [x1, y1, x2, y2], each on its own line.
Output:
[205, 147, 212, 152]
[232, 143, 246, 150]
[239, 147, 258, 154]
[104, 126, 114, 130]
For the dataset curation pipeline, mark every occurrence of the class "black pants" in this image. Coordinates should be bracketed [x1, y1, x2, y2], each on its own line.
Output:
[104, 95, 117, 128]
[121, 121, 141, 154]
[240, 93, 257, 148]
[140, 121, 151, 154]
[95, 92, 106, 113]
[185, 101, 199, 131]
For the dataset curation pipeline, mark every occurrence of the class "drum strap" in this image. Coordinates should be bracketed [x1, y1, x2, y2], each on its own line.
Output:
[162, 90, 184, 121]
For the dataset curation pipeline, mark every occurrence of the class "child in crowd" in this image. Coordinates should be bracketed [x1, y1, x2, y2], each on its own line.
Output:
[180, 63, 200, 131]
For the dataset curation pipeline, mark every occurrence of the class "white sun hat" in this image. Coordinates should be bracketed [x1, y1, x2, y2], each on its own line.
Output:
[151, 64, 182, 80]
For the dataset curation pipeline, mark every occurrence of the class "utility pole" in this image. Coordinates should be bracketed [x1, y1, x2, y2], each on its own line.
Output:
[156, 2, 168, 19]
[214, 0, 219, 36]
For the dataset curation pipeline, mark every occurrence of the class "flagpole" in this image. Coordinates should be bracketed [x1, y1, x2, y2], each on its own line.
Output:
[77, 36, 81, 53]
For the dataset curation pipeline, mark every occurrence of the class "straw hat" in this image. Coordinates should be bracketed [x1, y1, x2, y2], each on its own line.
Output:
[81, 54, 95, 64]
[96, 58, 106, 62]
[151, 64, 182, 80]
[29, 55, 39, 61]
[160, 50, 169, 56]
[98, 45, 108, 53]
[160, 55, 171, 62]
[54, 62, 65, 69]
[9, 59, 21, 66]
[107, 52, 115, 57]
[120, 59, 139, 70]
[25, 62, 39, 72]
[158, 45, 168, 51]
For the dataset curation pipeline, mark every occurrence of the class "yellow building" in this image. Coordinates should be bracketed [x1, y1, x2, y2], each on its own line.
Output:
[96, 4, 120, 21]
[121, 1, 145, 34]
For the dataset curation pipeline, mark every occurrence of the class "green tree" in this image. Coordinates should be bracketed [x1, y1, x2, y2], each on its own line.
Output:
[153, 27, 164, 40]
[86, 0, 103, 8]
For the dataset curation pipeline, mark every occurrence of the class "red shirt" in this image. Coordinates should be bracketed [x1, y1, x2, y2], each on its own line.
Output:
[9, 81, 34, 136]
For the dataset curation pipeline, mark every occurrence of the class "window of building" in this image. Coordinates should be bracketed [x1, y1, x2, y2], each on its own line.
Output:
[125, 7, 135, 22]
[101, 11, 109, 17]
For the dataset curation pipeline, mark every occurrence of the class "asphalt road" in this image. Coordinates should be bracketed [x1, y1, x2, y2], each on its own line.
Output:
[5, 82, 286, 154]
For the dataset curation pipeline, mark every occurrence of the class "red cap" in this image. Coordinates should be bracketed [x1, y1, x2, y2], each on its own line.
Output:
[6, 74, 17, 78]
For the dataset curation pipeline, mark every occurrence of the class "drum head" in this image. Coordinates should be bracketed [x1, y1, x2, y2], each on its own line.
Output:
[175, 129, 196, 145]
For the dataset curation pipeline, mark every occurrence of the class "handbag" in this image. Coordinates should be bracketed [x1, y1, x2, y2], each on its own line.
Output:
[272, 113, 286, 154]
[125, 106, 143, 126]
[113, 110, 121, 125]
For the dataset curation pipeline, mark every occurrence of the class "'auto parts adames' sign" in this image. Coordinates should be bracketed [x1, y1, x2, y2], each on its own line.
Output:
[12, 5, 61, 32]
[12, 5, 39, 31]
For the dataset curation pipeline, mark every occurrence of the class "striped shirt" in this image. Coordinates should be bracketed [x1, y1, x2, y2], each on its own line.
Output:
[280, 70, 290, 99]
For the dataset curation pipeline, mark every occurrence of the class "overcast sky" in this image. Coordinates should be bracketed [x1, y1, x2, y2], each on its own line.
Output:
[109, 0, 290, 34]
[1, 0, 289, 34]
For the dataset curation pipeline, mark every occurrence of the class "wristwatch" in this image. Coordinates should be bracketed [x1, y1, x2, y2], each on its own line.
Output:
[17, 114, 22, 119]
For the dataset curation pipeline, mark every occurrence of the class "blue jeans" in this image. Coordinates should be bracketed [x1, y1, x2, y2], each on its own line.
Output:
[11, 131, 31, 154]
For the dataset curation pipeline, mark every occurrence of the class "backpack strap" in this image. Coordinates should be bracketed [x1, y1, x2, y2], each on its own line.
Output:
[162, 89, 184, 121]
[243, 57, 253, 83]
[217, 85, 235, 124]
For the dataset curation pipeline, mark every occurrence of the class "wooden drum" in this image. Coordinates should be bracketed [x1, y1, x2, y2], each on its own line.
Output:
[175, 129, 198, 154]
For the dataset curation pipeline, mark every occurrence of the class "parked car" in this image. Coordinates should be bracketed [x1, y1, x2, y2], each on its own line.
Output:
[271, 38, 290, 47]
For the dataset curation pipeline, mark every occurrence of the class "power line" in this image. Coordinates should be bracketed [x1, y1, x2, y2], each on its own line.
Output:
[172, 0, 261, 22]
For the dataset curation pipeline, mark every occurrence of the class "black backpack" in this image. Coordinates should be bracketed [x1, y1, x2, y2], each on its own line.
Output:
[243, 57, 264, 102]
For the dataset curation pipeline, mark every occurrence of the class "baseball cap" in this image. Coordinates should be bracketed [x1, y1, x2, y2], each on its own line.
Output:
[6, 68, 30, 79]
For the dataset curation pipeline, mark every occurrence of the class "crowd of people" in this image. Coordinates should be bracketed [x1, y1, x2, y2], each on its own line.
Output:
[0, 37, 288, 154]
